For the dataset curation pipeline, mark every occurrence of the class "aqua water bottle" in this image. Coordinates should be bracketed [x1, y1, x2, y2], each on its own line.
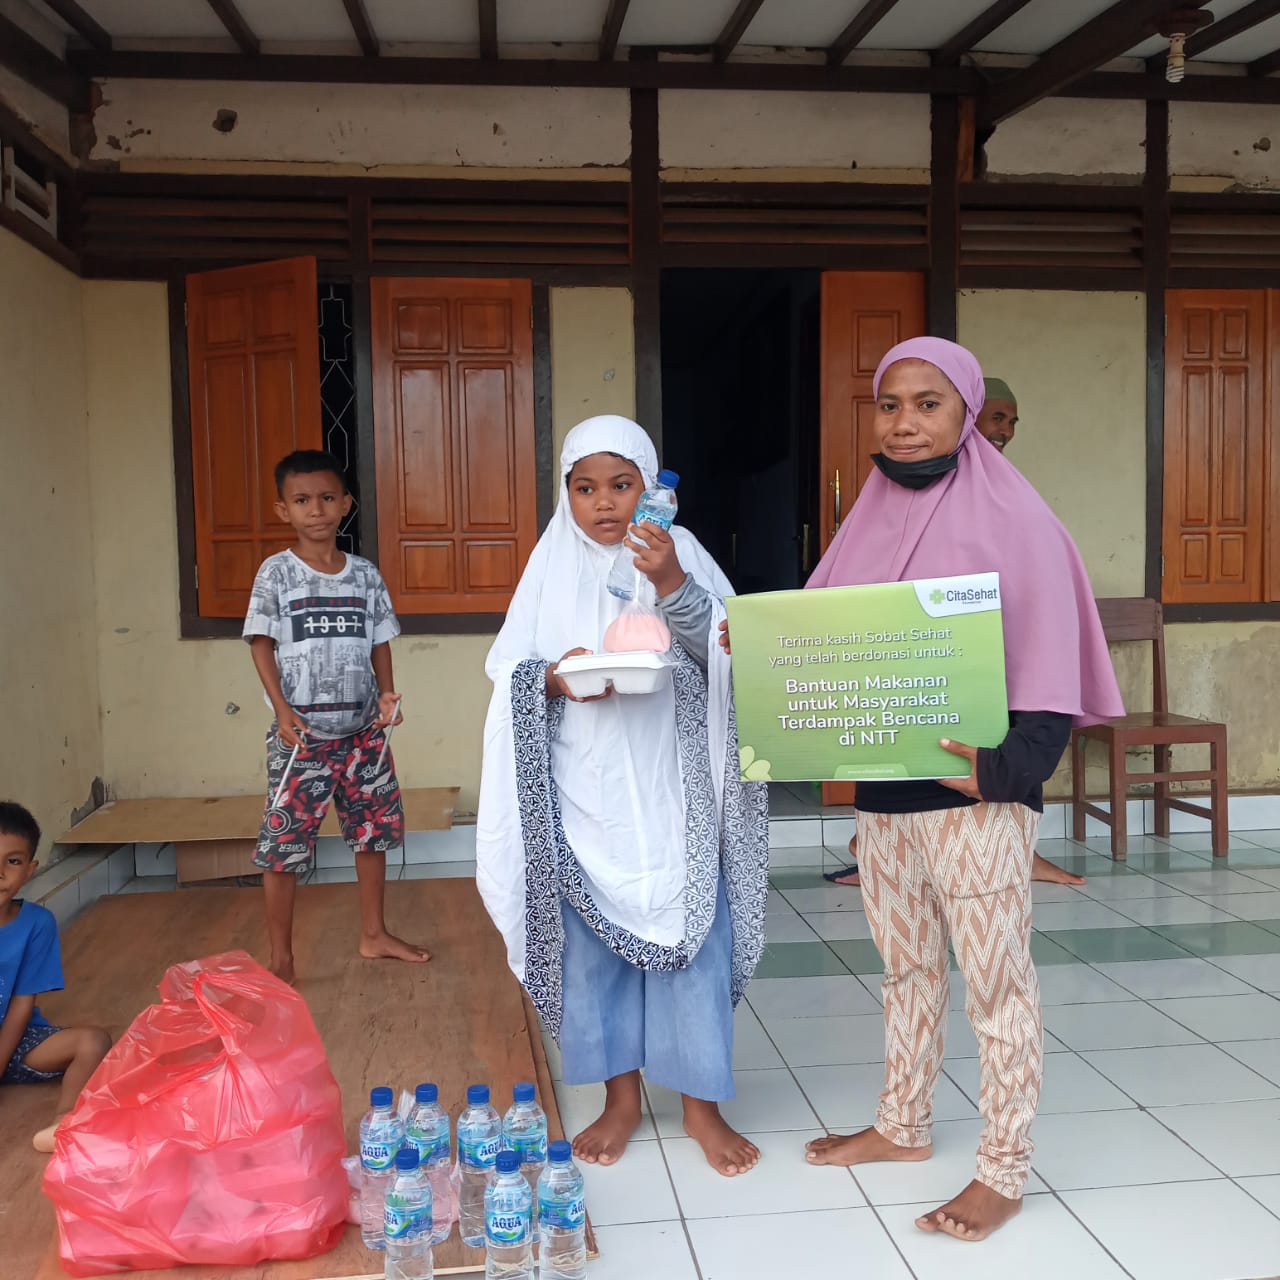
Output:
[605, 469, 680, 600]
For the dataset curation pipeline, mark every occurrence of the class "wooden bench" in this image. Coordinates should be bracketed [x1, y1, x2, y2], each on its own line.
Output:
[57, 788, 459, 883]
[1070, 598, 1228, 859]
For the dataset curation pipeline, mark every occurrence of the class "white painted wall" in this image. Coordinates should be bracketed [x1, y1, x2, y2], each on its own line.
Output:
[985, 98, 1146, 180]
[0, 229, 103, 844]
[958, 289, 1147, 598]
[1170, 101, 1280, 189]
[659, 89, 929, 173]
[89, 80, 631, 170]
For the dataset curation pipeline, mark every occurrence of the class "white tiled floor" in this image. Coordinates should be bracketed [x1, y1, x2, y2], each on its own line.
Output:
[547, 831, 1280, 1279]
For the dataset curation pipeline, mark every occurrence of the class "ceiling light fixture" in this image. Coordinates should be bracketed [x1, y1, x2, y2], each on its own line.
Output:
[1156, 7, 1213, 84]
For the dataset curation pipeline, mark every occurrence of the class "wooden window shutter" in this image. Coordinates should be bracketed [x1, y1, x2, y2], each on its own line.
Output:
[1162, 289, 1266, 605]
[371, 277, 537, 614]
[186, 256, 322, 617]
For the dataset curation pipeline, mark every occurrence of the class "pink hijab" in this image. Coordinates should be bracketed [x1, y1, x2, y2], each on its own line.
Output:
[807, 337, 1123, 727]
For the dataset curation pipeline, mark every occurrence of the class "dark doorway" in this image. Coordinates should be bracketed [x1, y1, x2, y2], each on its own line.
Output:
[660, 269, 821, 594]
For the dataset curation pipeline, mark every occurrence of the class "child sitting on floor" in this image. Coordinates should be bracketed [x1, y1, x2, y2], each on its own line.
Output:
[0, 802, 111, 1152]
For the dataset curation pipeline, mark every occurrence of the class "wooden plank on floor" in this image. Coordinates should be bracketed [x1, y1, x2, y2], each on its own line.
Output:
[7, 878, 583, 1279]
[56, 787, 460, 844]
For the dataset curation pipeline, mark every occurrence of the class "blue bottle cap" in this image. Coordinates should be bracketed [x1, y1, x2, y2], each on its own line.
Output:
[513, 1081, 536, 1103]
[415, 1082, 439, 1104]
[548, 1140, 572, 1163]
[657, 469, 680, 488]
[496, 1150, 520, 1174]
[396, 1146, 420, 1172]
[370, 1086, 393, 1108]
[467, 1084, 490, 1105]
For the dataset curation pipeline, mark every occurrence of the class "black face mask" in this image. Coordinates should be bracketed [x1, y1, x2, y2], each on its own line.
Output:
[870, 452, 959, 490]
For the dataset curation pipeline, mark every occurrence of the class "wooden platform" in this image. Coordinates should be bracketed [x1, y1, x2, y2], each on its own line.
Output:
[56, 788, 460, 844]
[5, 879, 592, 1279]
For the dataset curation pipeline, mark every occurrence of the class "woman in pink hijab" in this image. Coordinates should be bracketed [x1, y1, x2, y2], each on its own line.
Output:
[801, 338, 1123, 1242]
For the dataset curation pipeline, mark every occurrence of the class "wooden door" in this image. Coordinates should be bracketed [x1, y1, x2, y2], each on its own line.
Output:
[1163, 289, 1266, 605]
[186, 256, 322, 617]
[819, 270, 926, 805]
[371, 277, 536, 614]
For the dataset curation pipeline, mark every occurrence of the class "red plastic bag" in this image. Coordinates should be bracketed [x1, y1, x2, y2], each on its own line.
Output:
[43, 951, 348, 1276]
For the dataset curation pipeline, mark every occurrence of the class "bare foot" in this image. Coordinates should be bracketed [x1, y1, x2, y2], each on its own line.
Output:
[1032, 853, 1087, 886]
[683, 1098, 759, 1177]
[269, 954, 297, 985]
[359, 931, 431, 963]
[916, 1178, 1022, 1241]
[32, 1122, 59, 1154]
[573, 1075, 642, 1166]
[805, 1126, 931, 1167]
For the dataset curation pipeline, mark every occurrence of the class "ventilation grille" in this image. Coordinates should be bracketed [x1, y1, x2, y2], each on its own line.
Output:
[370, 185, 630, 266]
[961, 207, 1142, 270]
[79, 192, 351, 263]
[662, 184, 928, 252]
[1171, 210, 1280, 270]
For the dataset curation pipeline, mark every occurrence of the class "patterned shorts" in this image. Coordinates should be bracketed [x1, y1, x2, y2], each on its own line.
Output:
[254, 722, 405, 874]
[3, 1022, 64, 1084]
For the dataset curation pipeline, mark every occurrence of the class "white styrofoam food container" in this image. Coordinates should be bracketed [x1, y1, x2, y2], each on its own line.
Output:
[555, 650, 673, 697]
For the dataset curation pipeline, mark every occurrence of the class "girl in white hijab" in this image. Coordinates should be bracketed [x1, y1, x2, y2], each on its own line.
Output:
[477, 416, 769, 1176]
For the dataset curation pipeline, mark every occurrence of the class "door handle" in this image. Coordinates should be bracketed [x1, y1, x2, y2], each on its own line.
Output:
[831, 469, 842, 535]
[802, 523, 812, 572]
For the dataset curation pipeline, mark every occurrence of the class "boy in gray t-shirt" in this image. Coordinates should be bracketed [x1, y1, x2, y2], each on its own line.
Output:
[244, 450, 429, 984]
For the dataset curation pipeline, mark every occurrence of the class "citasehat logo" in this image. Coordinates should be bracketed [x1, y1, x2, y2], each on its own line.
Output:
[929, 589, 946, 605]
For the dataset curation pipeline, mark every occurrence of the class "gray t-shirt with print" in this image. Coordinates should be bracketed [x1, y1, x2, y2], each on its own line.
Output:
[243, 550, 401, 739]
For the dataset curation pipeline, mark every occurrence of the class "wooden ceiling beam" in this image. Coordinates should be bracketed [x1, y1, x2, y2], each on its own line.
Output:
[1250, 44, 1280, 75]
[979, 0, 1178, 127]
[599, 0, 631, 61]
[68, 49, 977, 91]
[38, 0, 111, 51]
[713, 0, 767, 63]
[933, 0, 1036, 65]
[479, 0, 498, 60]
[65, 46, 1280, 104]
[828, 0, 904, 66]
[0, 12, 89, 108]
[1146, 0, 1280, 73]
[341, 0, 379, 57]
[206, 0, 259, 56]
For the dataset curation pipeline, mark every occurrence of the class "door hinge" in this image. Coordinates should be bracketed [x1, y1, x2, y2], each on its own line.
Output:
[1160, 554, 1165, 579]
[193, 564, 199, 589]
[530, 305, 534, 330]
[184, 300, 188, 326]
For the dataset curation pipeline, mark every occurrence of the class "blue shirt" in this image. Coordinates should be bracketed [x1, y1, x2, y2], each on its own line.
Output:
[0, 901, 64, 1030]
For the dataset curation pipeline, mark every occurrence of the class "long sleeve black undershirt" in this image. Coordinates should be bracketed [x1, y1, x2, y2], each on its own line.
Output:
[855, 710, 1073, 815]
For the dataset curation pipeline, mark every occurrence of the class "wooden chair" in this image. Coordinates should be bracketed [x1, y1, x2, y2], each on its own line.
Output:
[1071, 598, 1228, 859]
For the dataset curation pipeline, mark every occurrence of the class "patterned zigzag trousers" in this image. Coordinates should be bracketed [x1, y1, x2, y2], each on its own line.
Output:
[858, 802, 1042, 1199]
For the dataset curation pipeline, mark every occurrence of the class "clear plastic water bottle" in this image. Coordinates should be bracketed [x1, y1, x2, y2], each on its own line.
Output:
[538, 1141, 587, 1280]
[502, 1082, 547, 1242]
[384, 1146, 433, 1280]
[605, 469, 680, 600]
[406, 1082, 453, 1245]
[484, 1150, 534, 1280]
[360, 1086, 406, 1251]
[457, 1083, 502, 1248]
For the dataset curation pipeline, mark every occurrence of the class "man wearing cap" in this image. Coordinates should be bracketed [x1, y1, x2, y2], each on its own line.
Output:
[977, 378, 1019, 452]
